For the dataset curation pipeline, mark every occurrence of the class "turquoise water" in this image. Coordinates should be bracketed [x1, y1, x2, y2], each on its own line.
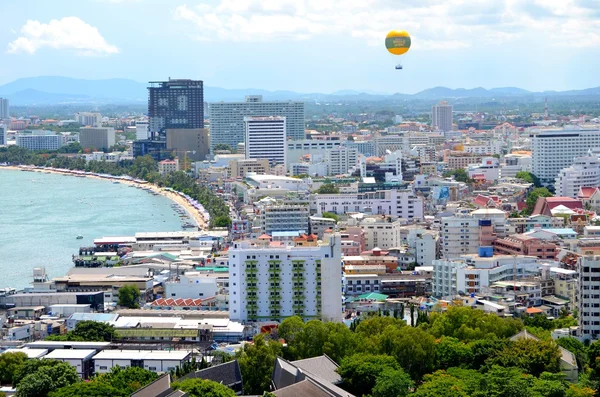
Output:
[0, 169, 185, 289]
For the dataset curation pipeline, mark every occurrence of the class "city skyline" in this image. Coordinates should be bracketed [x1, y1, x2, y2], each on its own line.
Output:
[1, 0, 599, 94]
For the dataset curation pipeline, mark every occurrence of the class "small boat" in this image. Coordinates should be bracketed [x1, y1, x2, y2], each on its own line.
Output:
[76, 235, 83, 239]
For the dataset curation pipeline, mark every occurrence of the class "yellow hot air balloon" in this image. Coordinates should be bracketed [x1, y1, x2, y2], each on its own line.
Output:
[385, 30, 411, 70]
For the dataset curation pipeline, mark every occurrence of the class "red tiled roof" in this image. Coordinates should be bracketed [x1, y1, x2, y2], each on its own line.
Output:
[150, 297, 215, 307]
[578, 187, 598, 199]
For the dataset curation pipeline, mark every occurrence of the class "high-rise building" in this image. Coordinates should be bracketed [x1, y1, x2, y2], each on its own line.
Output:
[326, 146, 358, 176]
[79, 127, 116, 150]
[440, 215, 480, 259]
[148, 79, 204, 140]
[210, 96, 304, 152]
[254, 199, 310, 235]
[135, 121, 149, 141]
[229, 158, 270, 178]
[555, 156, 600, 198]
[229, 233, 343, 322]
[74, 112, 102, 127]
[0, 98, 9, 119]
[0, 124, 6, 146]
[432, 101, 453, 132]
[533, 129, 600, 187]
[166, 128, 210, 162]
[15, 132, 66, 151]
[244, 116, 287, 166]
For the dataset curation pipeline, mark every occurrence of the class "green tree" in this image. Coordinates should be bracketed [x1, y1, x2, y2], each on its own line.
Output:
[371, 368, 414, 397]
[15, 361, 79, 397]
[214, 215, 232, 228]
[443, 169, 472, 183]
[213, 144, 232, 152]
[435, 337, 473, 370]
[337, 354, 399, 397]
[71, 321, 117, 341]
[117, 284, 140, 308]
[316, 183, 340, 194]
[97, 366, 159, 395]
[485, 338, 561, 377]
[516, 171, 542, 187]
[413, 370, 470, 397]
[49, 382, 126, 397]
[321, 212, 339, 223]
[236, 334, 282, 395]
[172, 378, 236, 397]
[556, 337, 588, 369]
[0, 351, 27, 385]
[524, 187, 553, 215]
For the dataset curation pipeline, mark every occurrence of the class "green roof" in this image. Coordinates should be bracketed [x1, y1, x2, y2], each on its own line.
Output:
[358, 293, 388, 301]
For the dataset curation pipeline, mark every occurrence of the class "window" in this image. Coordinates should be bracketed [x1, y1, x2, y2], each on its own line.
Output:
[148, 366, 157, 371]
[99, 366, 108, 370]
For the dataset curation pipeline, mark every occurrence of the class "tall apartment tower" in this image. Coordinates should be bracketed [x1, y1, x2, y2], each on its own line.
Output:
[0, 98, 9, 119]
[210, 95, 304, 153]
[577, 240, 600, 340]
[147, 79, 204, 140]
[432, 101, 453, 132]
[244, 116, 287, 166]
[79, 127, 116, 150]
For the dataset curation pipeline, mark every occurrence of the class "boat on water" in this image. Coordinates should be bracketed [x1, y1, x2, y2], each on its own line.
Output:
[76, 235, 83, 239]
[113, 181, 120, 184]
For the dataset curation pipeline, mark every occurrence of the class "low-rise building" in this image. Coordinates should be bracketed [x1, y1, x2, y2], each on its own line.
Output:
[158, 158, 179, 175]
[93, 350, 191, 374]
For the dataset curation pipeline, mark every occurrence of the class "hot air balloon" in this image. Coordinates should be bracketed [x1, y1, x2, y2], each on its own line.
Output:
[385, 30, 411, 70]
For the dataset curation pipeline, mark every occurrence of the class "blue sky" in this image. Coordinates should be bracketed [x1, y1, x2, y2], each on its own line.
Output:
[1, 0, 600, 94]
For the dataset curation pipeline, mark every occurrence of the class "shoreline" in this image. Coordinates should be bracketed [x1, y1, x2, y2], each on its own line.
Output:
[1, 164, 209, 230]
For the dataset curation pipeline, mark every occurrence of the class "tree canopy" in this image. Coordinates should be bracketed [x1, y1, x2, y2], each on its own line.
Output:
[316, 183, 340, 194]
[172, 378, 237, 397]
[117, 284, 140, 308]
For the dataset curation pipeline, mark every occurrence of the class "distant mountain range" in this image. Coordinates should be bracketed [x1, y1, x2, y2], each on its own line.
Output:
[1, 76, 600, 106]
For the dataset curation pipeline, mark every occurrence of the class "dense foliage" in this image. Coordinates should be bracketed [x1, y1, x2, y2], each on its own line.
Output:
[45, 321, 118, 342]
[516, 171, 542, 187]
[117, 284, 141, 308]
[0, 146, 231, 227]
[14, 360, 79, 397]
[172, 378, 237, 397]
[443, 168, 472, 183]
[48, 367, 158, 397]
[316, 183, 340, 194]
[524, 187, 553, 215]
[0, 352, 27, 385]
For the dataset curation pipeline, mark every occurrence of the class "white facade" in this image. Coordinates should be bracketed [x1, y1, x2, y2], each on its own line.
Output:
[464, 142, 502, 155]
[359, 218, 403, 250]
[555, 156, 600, 198]
[290, 161, 329, 177]
[15, 133, 66, 151]
[93, 350, 191, 374]
[432, 101, 453, 132]
[254, 199, 310, 235]
[501, 154, 532, 178]
[532, 128, 600, 186]
[158, 158, 179, 175]
[229, 234, 343, 323]
[467, 157, 501, 182]
[326, 146, 358, 176]
[210, 96, 304, 151]
[440, 215, 480, 259]
[135, 121, 149, 140]
[312, 190, 423, 221]
[244, 116, 287, 166]
[373, 135, 407, 156]
[0, 98, 9, 119]
[578, 255, 600, 340]
[75, 112, 102, 127]
[433, 254, 541, 297]
[43, 349, 96, 378]
[407, 229, 437, 266]
[164, 272, 220, 299]
[287, 139, 342, 167]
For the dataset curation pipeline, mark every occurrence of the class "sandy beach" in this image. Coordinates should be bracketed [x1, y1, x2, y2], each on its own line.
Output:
[1, 165, 209, 230]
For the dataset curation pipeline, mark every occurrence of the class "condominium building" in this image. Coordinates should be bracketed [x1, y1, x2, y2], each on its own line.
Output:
[79, 127, 116, 150]
[373, 135, 407, 156]
[288, 138, 342, 167]
[532, 128, 600, 186]
[312, 190, 424, 221]
[343, 140, 375, 157]
[446, 152, 482, 170]
[0, 124, 6, 146]
[440, 215, 480, 259]
[75, 112, 102, 127]
[254, 198, 309, 235]
[501, 153, 532, 178]
[555, 156, 600, 198]
[463, 141, 502, 156]
[358, 217, 403, 251]
[577, 240, 600, 340]
[326, 146, 358, 176]
[432, 101, 453, 132]
[210, 96, 304, 152]
[0, 98, 9, 119]
[229, 233, 343, 322]
[433, 252, 541, 297]
[15, 132, 66, 151]
[166, 128, 210, 162]
[229, 158, 270, 178]
[135, 121, 149, 140]
[244, 116, 286, 166]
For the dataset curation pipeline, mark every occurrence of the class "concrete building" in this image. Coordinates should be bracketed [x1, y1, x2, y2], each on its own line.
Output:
[357, 217, 403, 251]
[244, 116, 286, 166]
[229, 158, 270, 178]
[229, 233, 343, 322]
[440, 215, 480, 259]
[74, 112, 102, 127]
[463, 141, 502, 156]
[15, 132, 66, 151]
[494, 234, 557, 260]
[501, 153, 532, 178]
[135, 121, 149, 140]
[312, 190, 423, 221]
[0, 98, 9, 119]
[158, 158, 179, 175]
[344, 248, 398, 273]
[326, 146, 358, 176]
[373, 135, 407, 157]
[309, 216, 337, 239]
[577, 240, 600, 340]
[254, 198, 309, 235]
[210, 96, 304, 152]
[446, 152, 483, 170]
[532, 128, 600, 186]
[433, 252, 542, 297]
[555, 156, 600, 198]
[432, 101, 453, 132]
[166, 128, 210, 162]
[79, 127, 116, 150]
[93, 350, 191, 374]
[288, 139, 342, 167]
[0, 124, 6, 146]
[467, 157, 501, 182]
[44, 349, 96, 378]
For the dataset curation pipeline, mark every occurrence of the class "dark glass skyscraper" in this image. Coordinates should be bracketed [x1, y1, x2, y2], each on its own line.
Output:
[148, 79, 204, 139]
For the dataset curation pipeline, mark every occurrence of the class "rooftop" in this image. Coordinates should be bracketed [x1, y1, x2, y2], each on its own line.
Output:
[44, 349, 96, 360]
[92, 350, 191, 361]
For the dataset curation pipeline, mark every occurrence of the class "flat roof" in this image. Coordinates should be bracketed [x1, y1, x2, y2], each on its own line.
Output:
[550, 267, 577, 275]
[25, 341, 111, 349]
[44, 349, 96, 360]
[477, 300, 506, 310]
[93, 350, 191, 361]
[3, 348, 48, 359]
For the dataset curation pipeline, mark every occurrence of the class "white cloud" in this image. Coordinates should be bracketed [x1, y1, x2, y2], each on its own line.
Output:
[7, 17, 119, 56]
[174, 0, 600, 49]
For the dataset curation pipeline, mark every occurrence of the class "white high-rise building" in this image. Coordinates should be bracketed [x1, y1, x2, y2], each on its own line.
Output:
[532, 128, 600, 187]
[210, 96, 304, 152]
[432, 101, 453, 132]
[135, 121, 149, 140]
[15, 133, 66, 151]
[326, 146, 358, 176]
[358, 217, 403, 250]
[577, 240, 600, 340]
[245, 116, 286, 166]
[555, 156, 600, 198]
[440, 215, 480, 259]
[75, 112, 102, 127]
[0, 98, 9, 119]
[229, 234, 343, 323]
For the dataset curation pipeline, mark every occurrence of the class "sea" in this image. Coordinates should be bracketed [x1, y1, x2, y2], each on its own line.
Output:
[0, 169, 188, 290]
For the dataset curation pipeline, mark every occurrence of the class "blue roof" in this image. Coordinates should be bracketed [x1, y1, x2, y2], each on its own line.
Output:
[541, 228, 577, 235]
[67, 313, 118, 322]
